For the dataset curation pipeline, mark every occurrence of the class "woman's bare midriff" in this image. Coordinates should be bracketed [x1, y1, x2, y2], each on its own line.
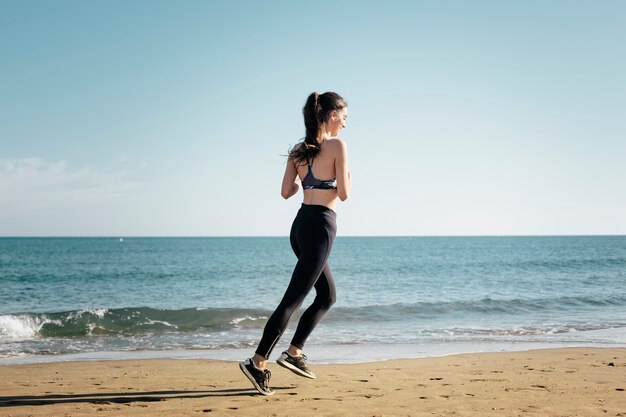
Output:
[301, 189, 339, 211]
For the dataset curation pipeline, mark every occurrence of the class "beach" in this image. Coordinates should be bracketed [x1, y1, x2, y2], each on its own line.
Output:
[2, 237, 625, 415]
[4, 0, 626, 415]
[1, 347, 625, 416]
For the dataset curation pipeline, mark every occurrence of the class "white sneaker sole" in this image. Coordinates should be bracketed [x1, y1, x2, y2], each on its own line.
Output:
[276, 355, 316, 379]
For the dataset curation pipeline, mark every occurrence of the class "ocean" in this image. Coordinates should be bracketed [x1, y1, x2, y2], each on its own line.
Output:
[1, 236, 625, 365]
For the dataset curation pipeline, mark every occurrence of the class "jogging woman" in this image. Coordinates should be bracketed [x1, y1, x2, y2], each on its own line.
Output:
[240, 91, 351, 395]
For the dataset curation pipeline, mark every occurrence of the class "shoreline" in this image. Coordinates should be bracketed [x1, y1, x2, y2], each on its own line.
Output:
[2, 336, 625, 366]
[1, 347, 624, 416]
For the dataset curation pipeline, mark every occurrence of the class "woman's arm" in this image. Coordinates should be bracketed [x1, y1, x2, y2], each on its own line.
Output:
[335, 139, 351, 201]
[280, 158, 300, 199]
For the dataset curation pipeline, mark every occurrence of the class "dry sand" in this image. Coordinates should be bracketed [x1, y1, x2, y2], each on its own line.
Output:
[1, 348, 624, 416]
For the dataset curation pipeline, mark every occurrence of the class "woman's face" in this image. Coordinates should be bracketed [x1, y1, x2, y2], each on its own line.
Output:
[327, 108, 348, 137]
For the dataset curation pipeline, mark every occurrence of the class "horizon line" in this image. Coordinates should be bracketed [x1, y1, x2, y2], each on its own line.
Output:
[1, 234, 625, 238]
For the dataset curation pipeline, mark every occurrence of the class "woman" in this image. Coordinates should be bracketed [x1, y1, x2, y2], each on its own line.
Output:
[240, 91, 351, 395]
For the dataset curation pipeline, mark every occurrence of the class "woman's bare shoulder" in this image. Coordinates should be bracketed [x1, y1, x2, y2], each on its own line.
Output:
[325, 138, 348, 153]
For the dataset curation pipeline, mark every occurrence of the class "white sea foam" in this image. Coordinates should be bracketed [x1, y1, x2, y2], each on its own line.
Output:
[86, 323, 97, 336]
[68, 308, 109, 320]
[90, 308, 108, 318]
[0, 315, 45, 339]
[143, 319, 179, 329]
[231, 316, 266, 325]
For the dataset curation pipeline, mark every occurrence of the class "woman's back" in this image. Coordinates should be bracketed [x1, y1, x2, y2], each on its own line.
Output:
[295, 139, 344, 210]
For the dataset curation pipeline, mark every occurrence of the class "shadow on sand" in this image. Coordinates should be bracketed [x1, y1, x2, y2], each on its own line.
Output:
[0, 387, 293, 407]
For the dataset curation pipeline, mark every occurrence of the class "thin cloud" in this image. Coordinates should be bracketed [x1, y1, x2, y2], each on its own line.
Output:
[0, 157, 142, 210]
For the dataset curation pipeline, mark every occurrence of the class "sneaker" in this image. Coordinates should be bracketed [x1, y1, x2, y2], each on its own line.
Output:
[239, 358, 274, 395]
[277, 351, 316, 379]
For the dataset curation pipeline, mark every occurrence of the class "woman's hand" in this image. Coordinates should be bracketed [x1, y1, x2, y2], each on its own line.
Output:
[335, 140, 351, 201]
[281, 159, 300, 199]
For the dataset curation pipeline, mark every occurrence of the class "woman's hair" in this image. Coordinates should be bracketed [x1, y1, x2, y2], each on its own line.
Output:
[288, 91, 347, 165]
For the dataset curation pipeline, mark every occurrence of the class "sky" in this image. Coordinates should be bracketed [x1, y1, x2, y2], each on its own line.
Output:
[1, 1, 625, 236]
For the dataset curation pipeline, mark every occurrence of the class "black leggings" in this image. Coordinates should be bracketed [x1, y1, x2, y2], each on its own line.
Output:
[255, 204, 337, 359]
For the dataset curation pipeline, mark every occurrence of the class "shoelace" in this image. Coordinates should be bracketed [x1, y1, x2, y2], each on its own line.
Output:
[262, 369, 271, 388]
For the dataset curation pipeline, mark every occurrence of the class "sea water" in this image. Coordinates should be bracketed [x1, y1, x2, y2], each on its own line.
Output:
[1, 236, 625, 364]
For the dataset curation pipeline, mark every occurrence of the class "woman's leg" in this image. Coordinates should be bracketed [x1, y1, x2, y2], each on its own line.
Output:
[290, 263, 336, 350]
[255, 218, 332, 360]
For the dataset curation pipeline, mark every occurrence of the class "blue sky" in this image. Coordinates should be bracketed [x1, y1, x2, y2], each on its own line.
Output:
[1, 1, 625, 236]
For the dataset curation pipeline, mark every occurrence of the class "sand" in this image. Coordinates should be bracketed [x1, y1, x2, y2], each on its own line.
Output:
[0, 348, 624, 416]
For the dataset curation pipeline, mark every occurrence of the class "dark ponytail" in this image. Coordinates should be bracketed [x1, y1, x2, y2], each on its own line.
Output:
[288, 91, 347, 165]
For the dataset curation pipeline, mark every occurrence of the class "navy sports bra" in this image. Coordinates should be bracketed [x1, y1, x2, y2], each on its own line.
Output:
[301, 155, 337, 190]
